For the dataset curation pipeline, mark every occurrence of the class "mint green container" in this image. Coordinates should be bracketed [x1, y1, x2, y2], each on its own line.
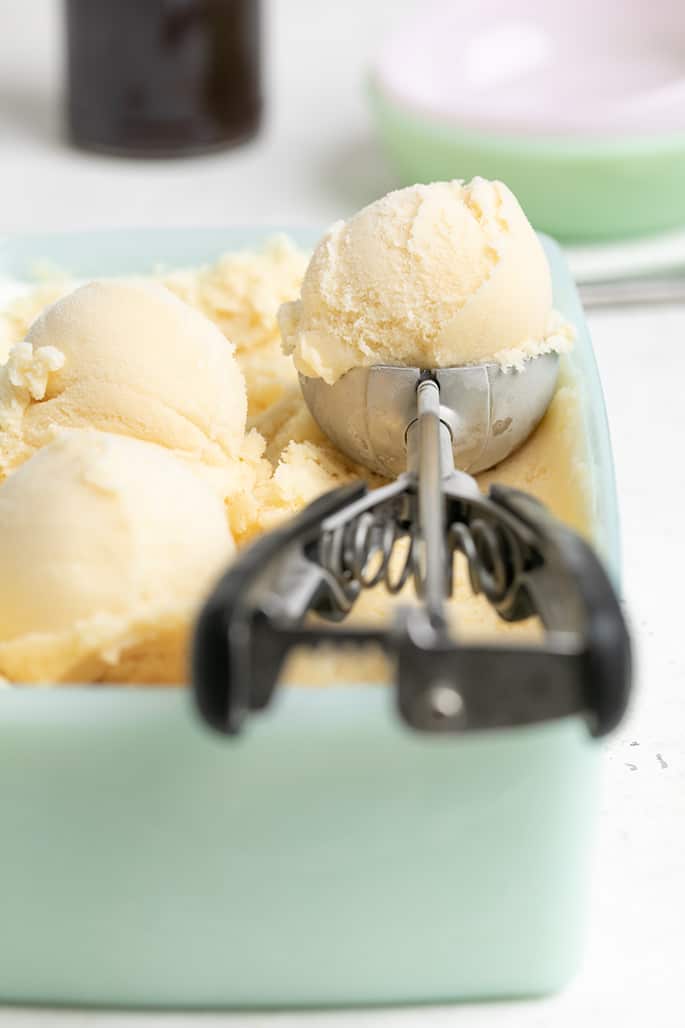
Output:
[369, 78, 685, 242]
[0, 229, 618, 1008]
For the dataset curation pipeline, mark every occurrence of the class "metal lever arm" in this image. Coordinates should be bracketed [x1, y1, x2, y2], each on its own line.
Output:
[193, 482, 368, 733]
[485, 485, 632, 735]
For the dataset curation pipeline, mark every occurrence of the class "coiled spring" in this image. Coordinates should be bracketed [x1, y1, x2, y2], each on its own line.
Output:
[450, 518, 525, 605]
[318, 502, 526, 607]
[319, 504, 417, 595]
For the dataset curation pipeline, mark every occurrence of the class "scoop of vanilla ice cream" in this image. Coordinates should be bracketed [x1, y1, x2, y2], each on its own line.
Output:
[0, 430, 234, 683]
[279, 178, 573, 384]
[0, 279, 247, 479]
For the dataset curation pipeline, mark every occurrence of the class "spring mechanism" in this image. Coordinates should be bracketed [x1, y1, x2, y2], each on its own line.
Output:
[318, 503, 526, 608]
[449, 517, 524, 605]
[319, 506, 417, 596]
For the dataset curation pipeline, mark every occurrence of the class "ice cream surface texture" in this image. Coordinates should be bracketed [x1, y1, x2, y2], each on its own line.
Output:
[279, 178, 573, 384]
[162, 236, 308, 418]
[0, 216, 592, 685]
[0, 431, 234, 684]
[0, 279, 248, 481]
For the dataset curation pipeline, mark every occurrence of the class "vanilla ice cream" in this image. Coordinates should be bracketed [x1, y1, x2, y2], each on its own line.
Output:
[162, 236, 308, 418]
[279, 178, 573, 384]
[0, 223, 593, 687]
[0, 279, 248, 480]
[0, 431, 234, 684]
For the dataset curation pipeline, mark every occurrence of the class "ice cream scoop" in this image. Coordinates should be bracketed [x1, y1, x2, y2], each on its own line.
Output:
[192, 181, 629, 740]
[193, 345, 630, 737]
[194, 355, 628, 740]
[0, 430, 234, 684]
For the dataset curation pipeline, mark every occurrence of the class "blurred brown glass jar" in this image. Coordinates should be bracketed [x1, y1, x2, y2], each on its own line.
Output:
[64, 0, 262, 157]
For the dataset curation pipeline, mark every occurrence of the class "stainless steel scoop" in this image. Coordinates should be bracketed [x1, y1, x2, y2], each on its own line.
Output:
[299, 354, 560, 478]
[192, 355, 631, 740]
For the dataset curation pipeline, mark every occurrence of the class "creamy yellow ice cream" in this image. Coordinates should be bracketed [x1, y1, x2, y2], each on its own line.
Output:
[0, 214, 592, 686]
[279, 179, 573, 384]
[0, 431, 234, 684]
[0, 278, 272, 541]
[162, 236, 308, 419]
[0, 239, 308, 419]
[0, 279, 247, 474]
[0, 279, 71, 364]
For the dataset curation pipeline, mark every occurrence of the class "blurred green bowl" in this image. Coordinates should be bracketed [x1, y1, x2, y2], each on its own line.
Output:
[368, 77, 685, 242]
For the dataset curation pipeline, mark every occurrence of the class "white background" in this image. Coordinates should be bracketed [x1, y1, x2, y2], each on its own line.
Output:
[0, 1, 683, 1026]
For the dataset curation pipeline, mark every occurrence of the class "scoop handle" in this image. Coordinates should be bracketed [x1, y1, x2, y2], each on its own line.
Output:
[413, 378, 448, 630]
[191, 475, 631, 738]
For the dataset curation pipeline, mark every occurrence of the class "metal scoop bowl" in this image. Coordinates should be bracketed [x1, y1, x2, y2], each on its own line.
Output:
[299, 353, 560, 479]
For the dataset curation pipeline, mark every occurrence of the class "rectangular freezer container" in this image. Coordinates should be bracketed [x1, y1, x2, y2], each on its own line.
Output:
[0, 229, 618, 1007]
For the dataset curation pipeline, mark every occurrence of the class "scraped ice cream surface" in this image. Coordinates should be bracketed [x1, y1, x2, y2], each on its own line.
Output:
[0, 179, 590, 685]
[279, 178, 573, 384]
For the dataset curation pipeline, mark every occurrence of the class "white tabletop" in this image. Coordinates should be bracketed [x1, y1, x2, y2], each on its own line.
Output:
[0, 1, 683, 1025]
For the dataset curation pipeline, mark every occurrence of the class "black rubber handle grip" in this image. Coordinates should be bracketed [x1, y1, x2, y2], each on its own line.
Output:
[490, 485, 632, 736]
[191, 482, 366, 733]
